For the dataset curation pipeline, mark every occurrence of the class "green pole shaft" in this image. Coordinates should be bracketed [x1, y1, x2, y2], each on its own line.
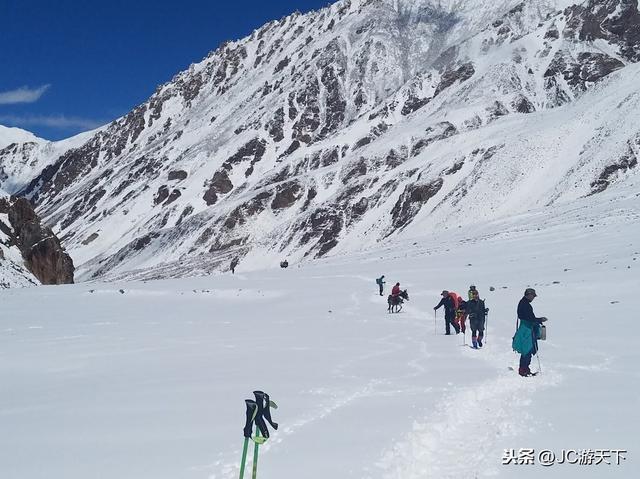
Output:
[252, 428, 261, 479]
[239, 437, 250, 479]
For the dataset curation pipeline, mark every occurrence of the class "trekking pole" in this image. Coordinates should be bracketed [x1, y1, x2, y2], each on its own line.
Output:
[536, 353, 542, 375]
[434, 310, 436, 335]
[252, 428, 261, 479]
[240, 400, 258, 479]
[485, 311, 488, 345]
[239, 436, 250, 479]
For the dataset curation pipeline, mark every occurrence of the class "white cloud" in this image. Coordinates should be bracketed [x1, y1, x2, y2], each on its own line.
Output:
[0, 114, 104, 130]
[0, 85, 51, 105]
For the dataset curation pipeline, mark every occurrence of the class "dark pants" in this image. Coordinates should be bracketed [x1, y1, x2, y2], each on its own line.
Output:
[470, 318, 485, 339]
[445, 314, 459, 334]
[519, 352, 532, 370]
[379, 284, 383, 296]
[520, 339, 538, 369]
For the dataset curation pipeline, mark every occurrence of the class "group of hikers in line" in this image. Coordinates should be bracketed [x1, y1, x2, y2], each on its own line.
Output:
[376, 276, 548, 377]
[434, 286, 487, 349]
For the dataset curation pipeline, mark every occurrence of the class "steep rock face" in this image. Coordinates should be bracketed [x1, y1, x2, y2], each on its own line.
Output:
[0, 197, 74, 284]
[390, 178, 444, 230]
[564, 0, 640, 61]
[3, 0, 640, 279]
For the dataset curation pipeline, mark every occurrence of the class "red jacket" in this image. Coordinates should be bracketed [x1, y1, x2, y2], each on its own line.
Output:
[392, 285, 401, 296]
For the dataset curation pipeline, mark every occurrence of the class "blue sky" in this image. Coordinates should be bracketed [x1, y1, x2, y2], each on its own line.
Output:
[0, 0, 332, 140]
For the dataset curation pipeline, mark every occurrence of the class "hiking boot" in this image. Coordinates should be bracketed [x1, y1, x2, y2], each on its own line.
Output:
[472, 337, 478, 349]
[477, 338, 483, 348]
[518, 367, 532, 377]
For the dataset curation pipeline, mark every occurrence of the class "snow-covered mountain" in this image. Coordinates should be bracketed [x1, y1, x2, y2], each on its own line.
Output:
[0, 127, 98, 194]
[3, 0, 639, 281]
[0, 125, 40, 149]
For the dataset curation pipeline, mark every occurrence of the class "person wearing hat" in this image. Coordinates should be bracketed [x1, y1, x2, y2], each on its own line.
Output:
[468, 285, 478, 300]
[512, 288, 548, 376]
[434, 290, 459, 335]
[467, 289, 489, 348]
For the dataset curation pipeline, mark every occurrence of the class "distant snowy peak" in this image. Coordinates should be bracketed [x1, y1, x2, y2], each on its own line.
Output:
[0, 127, 99, 194]
[0, 125, 42, 149]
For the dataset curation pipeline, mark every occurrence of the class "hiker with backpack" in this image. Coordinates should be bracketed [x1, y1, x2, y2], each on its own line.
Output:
[466, 289, 489, 348]
[512, 288, 548, 376]
[376, 275, 385, 296]
[434, 290, 460, 335]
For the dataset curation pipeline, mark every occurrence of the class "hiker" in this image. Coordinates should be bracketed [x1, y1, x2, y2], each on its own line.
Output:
[391, 282, 401, 297]
[468, 285, 478, 300]
[457, 298, 468, 334]
[376, 275, 386, 296]
[466, 290, 489, 348]
[230, 257, 239, 274]
[513, 288, 548, 376]
[434, 290, 459, 335]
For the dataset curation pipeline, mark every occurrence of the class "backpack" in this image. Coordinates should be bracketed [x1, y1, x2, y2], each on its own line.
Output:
[448, 292, 460, 310]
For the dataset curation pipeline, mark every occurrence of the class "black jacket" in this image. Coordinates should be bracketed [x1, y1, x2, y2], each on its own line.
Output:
[466, 298, 487, 321]
[517, 297, 543, 324]
[435, 295, 455, 318]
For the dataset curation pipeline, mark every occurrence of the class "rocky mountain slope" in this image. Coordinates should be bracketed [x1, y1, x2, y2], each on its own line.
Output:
[0, 195, 74, 287]
[2, 0, 639, 281]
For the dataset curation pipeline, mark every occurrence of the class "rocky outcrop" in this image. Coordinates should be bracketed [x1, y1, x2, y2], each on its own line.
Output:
[590, 141, 638, 194]
[390, 179, 444, 230]
[0, 197, 74, 284]
[564, 0, 640, 62]
[271, 181, 303, 210]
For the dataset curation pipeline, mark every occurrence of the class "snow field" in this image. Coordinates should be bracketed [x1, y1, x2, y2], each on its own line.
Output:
[1, 184, 638, 478]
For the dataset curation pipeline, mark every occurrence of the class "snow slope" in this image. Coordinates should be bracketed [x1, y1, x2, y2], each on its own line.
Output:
[1, 178, 637, 478]
[0, 127, 99, 194]
[0, 125, 40, 149]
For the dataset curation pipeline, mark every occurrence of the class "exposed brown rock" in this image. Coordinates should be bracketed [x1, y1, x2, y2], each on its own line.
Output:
[390, 179, 444, 230]
[203, 170, 234, 205]
[168, 170, 188, 181]
[154, 185, 170, 205]
[590, 143, 638, 194]
[271, 181, 303, 209]
[3, 197, 74, 284]
[434, 63, 475, 97]
[512, 94, 536, 113]
[82, 233, 99, 245]
[298, 207, 343, 257]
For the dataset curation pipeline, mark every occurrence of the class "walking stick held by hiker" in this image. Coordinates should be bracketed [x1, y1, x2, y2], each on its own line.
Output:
[434, 309, 437, 335]
[485, 310, 488, 345]
[537, 353, 543, 375]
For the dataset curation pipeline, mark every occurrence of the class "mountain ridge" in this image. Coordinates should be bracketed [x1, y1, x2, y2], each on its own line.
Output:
[1, 0, 638, 281]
